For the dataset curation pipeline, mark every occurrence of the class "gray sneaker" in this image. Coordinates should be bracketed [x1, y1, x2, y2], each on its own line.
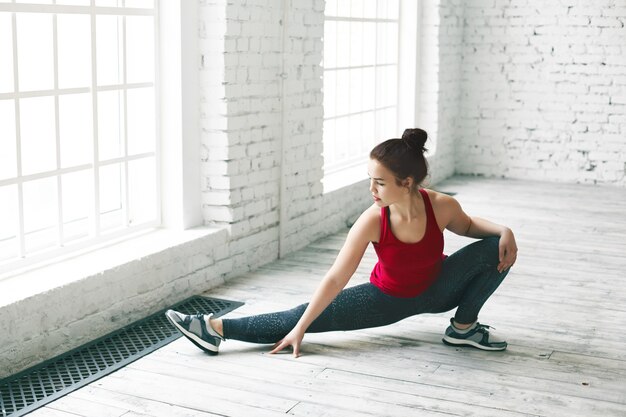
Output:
[165, 310, 223, 355]
[442, 319, 507, 351]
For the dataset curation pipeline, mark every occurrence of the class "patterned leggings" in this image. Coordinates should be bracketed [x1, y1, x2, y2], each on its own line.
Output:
[222, 237, 508, 343]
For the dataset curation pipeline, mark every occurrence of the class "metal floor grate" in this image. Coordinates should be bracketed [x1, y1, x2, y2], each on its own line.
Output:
[0, 296, 243, 417]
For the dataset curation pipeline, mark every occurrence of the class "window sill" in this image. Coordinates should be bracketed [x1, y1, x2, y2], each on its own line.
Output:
[0, 226, 226, 309]
[322, 162, 369, 194]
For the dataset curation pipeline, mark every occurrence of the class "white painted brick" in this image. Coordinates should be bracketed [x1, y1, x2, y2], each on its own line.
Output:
[457, 0, 626, 186]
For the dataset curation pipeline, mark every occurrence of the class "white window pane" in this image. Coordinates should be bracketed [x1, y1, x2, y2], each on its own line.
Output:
[126, 16, 154, 83]
[62, 169, 92, 242]
[349, 113, 363, 154]
[0, 185, 17, 261]
[375, 66, 386, 108]
[325, 0, 337, 17]
[387, 23, 398, 64]
[387, 0, 400, 19]
[125, 0, 154, 8]
[323, 21, 336, 69]
[59, 93, 93, 168]
[16, 13, 53, 91]
[336, 21, 349, 68]
[350, 22, 362, 67]
[96, 15, 123, 86]
[323, 118, 336, 165]
[99, 163, 123, 230]
[351, 0, 364, 18]
[337, 0, 350, 17]
[363, 0, 377, 18]
[377, 0, 388, 19]
[127, 88, 155, 155]
[362, 22, 376, 66]
[362, 67, 375, 109]
[128, 157, 155, 225]
[0, 100, 16, 180]
[57, 14, 91, 89]
[376, 108, 396, 140]
[23, 177, 57, 253]
[0, 13, 14, 94]
[336, 69, 349, 115]
[20, 96, 56, 175]
[362, 111, 375, 148]
[376, 22, 387, 65]
[98, 90, 124, 160]
[350, 68, 363, 114]
[0, 185, 17, 240]
[385, 66, 398, 107]
[335, 116, 349, 161]
[323, 70, 336, 117]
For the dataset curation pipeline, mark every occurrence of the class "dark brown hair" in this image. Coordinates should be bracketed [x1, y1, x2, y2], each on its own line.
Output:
[369, 128, 429, 192]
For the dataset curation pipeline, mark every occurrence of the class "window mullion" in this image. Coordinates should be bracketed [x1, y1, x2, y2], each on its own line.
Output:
[90, 2, 101, 238]
[53, 12, 64, 246]
[374, 0, 379, 140]
[122, 13, 129, 227]
[12, 11, 25, 259]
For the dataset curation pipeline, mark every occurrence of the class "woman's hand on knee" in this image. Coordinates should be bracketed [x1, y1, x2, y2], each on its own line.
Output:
[498, 228, 518, 272]
[269, 328, 304, 358]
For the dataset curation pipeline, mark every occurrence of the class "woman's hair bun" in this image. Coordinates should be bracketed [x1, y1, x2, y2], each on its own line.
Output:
[402, 128, 428, 152]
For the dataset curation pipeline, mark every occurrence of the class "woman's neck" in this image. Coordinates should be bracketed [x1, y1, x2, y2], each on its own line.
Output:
[391, 190, 423, 222]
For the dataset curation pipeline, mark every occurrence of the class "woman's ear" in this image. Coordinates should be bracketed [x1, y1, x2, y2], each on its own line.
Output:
[402, 177, 413, 192]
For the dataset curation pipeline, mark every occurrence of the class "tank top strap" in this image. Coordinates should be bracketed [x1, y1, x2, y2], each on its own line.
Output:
[418, 188, 438, 231]
[378, 207, 389, 243]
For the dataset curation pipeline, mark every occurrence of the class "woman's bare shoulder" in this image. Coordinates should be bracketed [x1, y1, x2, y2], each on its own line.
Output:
[422, 189, 461, 230]
[423, 188, 456, 208]
[352, 203, 382, 243]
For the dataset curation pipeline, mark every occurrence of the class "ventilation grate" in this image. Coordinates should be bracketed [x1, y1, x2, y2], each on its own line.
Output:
[0, 296, 243, 417]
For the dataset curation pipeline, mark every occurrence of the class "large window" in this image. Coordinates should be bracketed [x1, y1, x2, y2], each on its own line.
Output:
[0, 0, 159, 273]
[323, 0, 400, 192]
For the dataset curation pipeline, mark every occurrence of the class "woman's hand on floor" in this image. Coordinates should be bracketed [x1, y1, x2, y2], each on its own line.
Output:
[269, 327, 305, 358]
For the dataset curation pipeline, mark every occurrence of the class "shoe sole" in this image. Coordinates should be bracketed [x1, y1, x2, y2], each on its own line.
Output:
[165, 311, 219, 355]
[442, 336, 507, 351]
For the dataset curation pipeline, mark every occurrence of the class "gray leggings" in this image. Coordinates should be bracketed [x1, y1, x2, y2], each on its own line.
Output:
[222, 237, 508, 344]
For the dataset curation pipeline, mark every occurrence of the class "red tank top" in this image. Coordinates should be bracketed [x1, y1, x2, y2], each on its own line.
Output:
[370, 189, 445, 297]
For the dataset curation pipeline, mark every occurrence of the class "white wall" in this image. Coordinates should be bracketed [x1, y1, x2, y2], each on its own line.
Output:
[419, 0, 465, 186]
[199, 0, 371, 262]
[455, 0, 626, 186]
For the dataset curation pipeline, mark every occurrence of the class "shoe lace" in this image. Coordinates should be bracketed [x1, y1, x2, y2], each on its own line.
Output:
[475, 322, 495, 331]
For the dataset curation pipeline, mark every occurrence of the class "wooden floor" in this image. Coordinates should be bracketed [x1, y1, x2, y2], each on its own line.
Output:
[30, 176, 626, 417]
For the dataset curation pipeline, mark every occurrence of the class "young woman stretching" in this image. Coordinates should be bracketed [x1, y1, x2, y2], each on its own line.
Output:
[166, 128, 518, 357]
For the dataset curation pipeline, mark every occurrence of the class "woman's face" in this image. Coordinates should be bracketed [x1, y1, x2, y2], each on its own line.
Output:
[367, 158, 409, 207]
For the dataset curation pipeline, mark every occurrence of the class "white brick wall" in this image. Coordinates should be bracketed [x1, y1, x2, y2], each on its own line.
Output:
[455, 0, 626, 186]
[199, 0, 371, 263]
[420, 0, 465, 186]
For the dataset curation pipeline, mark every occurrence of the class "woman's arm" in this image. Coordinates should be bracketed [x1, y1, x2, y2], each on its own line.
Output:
[437, 192, 518, 273]
[269, 206, 379, 357]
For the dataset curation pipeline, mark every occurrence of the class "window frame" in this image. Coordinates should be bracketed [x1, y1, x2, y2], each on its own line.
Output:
[321, 0, 419, 193]
[0, 0, 202, 276]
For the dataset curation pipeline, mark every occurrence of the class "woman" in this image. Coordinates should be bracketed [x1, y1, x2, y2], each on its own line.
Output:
[166, 128, 518, 357]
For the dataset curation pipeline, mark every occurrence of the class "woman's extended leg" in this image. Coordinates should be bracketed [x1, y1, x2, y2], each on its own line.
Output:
[221, 282, 414, 344]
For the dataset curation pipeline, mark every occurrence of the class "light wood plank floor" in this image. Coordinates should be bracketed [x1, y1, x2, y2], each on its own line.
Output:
[30, 176, 626, 417]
